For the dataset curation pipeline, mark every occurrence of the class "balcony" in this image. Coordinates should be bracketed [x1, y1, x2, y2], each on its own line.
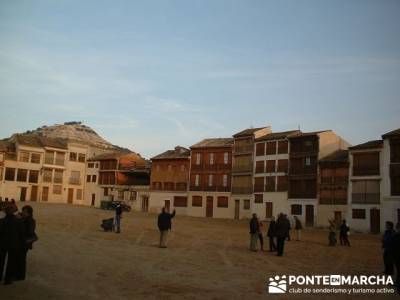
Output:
[69, 177, 81, 185]
[353, 168, 380, 176]
[191, 163, 231, 171]
[232, 164, 253, 173]
[253, 185, 264, 193]
[190, 185, 202, 191]
[352, 193, 380, 204]
[234, 145, 254, 154]
[289, 166, 317, 176]
[231, 186, 253, 194]
[5, 153, 17, 161]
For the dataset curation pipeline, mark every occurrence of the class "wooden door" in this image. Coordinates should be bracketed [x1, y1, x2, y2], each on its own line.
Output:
[206, 196, 213, 218]
[20, 187, 27, 202]
[234, 200, 240, 219]
[265, 202, 273, 218]
[305, 205, 314, 227]
[30, 186, 38, 202]
[165, 200, 170, 211]
[334, 211, 342, 227]
[141, 196, 149, 212]
[42, 187, 49, 202]
[370, 208, 380, 234]
[91, 194, 95, 206]
[68, 188, 74, 204]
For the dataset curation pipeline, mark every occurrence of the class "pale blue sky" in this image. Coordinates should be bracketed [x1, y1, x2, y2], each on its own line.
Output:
[0, 0, 399, 157]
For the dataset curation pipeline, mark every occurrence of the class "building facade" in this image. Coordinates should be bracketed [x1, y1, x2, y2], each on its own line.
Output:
[148, 146, 190, 214]
[188, 138, 233, 218]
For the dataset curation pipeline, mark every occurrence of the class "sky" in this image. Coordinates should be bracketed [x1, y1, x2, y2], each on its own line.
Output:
[0, 0, 399, 158]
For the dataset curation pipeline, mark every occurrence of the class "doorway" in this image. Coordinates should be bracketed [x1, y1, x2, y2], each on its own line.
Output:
[20, 187, 27, 202]
[164, 200, 170, 211]
[30, 186, 38, 202]
[334, 211, 342, 228]
[234, 200, 240, 219]
[370, 208, 380, 234]
[42, 187, 49, 202]
[91, 194, 95, 206]
[206, 196, 213, 218]
[265, 202, 273, 219]
[68, 188, 74, 204]
[141, 196, 149, 212]
[305, 205, 314, 227]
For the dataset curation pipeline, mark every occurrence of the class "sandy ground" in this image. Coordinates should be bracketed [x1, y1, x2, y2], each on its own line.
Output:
[0, 203, 398, 300]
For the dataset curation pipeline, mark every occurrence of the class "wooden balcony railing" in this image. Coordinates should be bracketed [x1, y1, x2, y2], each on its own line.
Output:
[352, 193, 380, 204]
[234, 145, 254, 154]
[231, 186, 253, 194]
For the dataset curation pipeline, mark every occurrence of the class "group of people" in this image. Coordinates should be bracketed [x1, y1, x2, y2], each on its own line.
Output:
[250, 213, 302, 256]
[328, 219, 351, 246]
[382, 221, 400, 289]
[0, 200, 37, 285]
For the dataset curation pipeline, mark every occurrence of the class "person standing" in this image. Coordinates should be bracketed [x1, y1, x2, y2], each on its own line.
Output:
[258, 218, 264, 251]
[267, 216, 277, 252]
[157, 207, 176, 248]
[294, 216, 303, 241]
[114, 203, 122, 233]
[0, 205, 21, 285]
[16, 205, 37, 281]
[382, 221, 395, 276]
[249, 214, 259, 252]
[328, 219, 337, 246]
[276, 213, 290, 256]
[339, 220, 350, 246]
[392, 222, 400, 294]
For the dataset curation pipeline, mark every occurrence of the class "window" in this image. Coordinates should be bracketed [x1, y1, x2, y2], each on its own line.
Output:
[87, 175, 91, 182]
[5, 168, 16, 181]
[19, 151, 30, 162]
[88, 163, 94, 168]
[176, 182, 187, 191]
[55, 152, 65, 166]
[192, 196, 202, 207]
[174, 196, 188, 207]
[266, 141, 276, 155]
[352, 180, 380, 204]
[118, 190, 124, 200]
[277, 176, 288, 191]
[224, 152, 229, 164]
[223, 174, 228, 187]
[31, 153, 41, 164]
[0, 153, 3, 162]
[352, 209, 366, 219]
[152, 182, 161, 190]
[217, 196, 228, 208]
[254, 194, 263, 203]
[76, 189, 83, 200]
[390, 139, 400, 163]
[209, 153, 215, 165]
[305, 157, 311, 166]
[208, 174, 213, 186]
[69, 152, 77, 161]
[45, 151, 54, 164]
[95, 163, 99, 168]
[277, 159, 288, 173]
[17, 169, 28, 182]
[265, 176, 276, 192]
[130, 191, 137, 201]
[29, 170, 39, 183]
[195, 174, 200, 186]
[254, 177, 264, 192]
[291, 204, 302, 215]
[255, 161, 264, 173]
[196, 153, 201, 165]
[277, 140, 288, 154]
[54, 170, 63, 184]
[256, 143, 265, 156]
[243, 199, 250, 210]
[43, 169, 52, 182]
[266, 160, 276, 173]
[53, 185, 62, 195]
[92, 175, 97, 183]
[69, 171, 80, 185]
[353, 152, 380, 176]
[78, 153, 86, 162]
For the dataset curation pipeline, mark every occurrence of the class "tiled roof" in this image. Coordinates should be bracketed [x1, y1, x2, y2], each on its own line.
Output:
[349, 140, 383, 151]
[191, 138, 233, 148]
[233, 127, 267, 138]
[288, 130, 331, 139]
[319, 150, 349, 163]
[151, 146, 190, 160]
[88, 151, 132, 161]
[256, 130, 300, 141]
[382, 128, 400, 139]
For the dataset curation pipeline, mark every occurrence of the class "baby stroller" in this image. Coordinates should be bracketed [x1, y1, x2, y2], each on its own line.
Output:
[101, 218, 114, 232]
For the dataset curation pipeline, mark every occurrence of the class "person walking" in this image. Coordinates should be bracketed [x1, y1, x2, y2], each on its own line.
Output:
[0, 205, 22, 285]
[16, 205, 37, 281]
[328, 219, 337, 246]
[339, 220, 350, 246]
[258, 218, 264, 251]
[285, 214, 291, 241]
[294, 216, 303, 241]
[114, 203, 122, 233]
[157, 207, 176, 248]
[382, 221, 395, 276]
[267, 216, 277, 252]
[249, 214, 259, 252]
[275, 213, 290, 256]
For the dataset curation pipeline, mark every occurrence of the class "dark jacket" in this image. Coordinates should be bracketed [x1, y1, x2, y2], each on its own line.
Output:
[295, 219, 303, 230]
[20, 217, 36, 250]
[340, 223, 349, 236]
[0, 214, 21, 250]
[115, 205, 122, 216]
[267, 220, 276, 237]
[275, 216, 290, 238]
[392, 232, 400, 261]
[382, 229, 394, 250]
[249, 217, 259, 234]
[158, 211, 176, 231]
